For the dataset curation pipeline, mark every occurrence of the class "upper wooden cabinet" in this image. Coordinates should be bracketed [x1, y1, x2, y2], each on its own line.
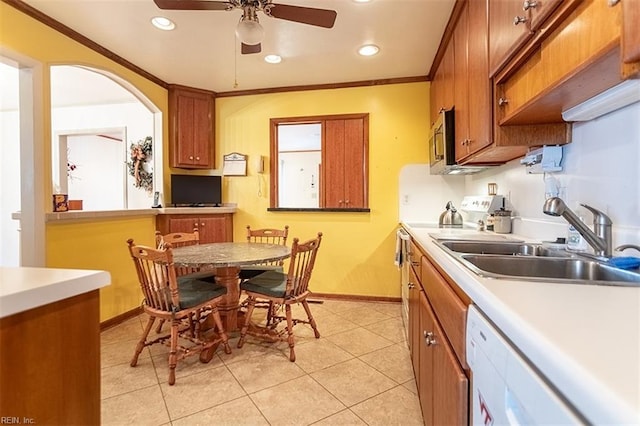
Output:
[489, 0, 563, 77]
[169, 85, 215, 169]
[621, 0, 640, 64]
[495, 0, 638, 125]
[454, 0, 493, 162]
[430, 41, 455, 127]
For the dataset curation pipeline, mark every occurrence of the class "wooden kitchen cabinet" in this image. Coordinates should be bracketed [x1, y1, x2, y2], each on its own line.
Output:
[489, 0, 534, 77]
[406, 240, 469, 424]
[622, 0, 640, 64]
[169, 85, 215, 169]
[322, 115, 368, 209]
[495, 0, 630, 125]
[408, 267, 422, 375]
[418, 290, 468, 425]
[156, 213, 233, 243]
[430, 40, 455, 127]
[454, 0, 493, 162]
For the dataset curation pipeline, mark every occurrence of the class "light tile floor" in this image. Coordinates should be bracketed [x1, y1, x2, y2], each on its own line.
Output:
[101, 299, 423, 425]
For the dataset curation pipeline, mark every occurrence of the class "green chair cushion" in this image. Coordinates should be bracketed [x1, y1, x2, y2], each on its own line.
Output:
[240, 270, 287, 298]
[239, 265, 284, 281]
[177, 272, 226, 310]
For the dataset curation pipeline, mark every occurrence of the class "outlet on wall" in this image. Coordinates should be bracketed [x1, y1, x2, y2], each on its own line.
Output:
[402, 194, 410, 205]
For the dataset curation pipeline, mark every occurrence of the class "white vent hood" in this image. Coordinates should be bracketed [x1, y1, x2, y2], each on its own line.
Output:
[562, 80, 640, 122]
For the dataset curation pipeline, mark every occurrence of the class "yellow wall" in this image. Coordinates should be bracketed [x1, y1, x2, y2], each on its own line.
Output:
[1, 3, 165, 321]
[217, 83, 430, 298]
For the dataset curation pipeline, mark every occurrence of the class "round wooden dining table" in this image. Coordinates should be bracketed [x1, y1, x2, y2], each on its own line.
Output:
[172, 242, 291, 331]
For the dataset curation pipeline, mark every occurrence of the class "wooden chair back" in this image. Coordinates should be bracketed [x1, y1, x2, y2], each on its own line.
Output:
[127, 239, 179, 315]
[155, 229, 200, 276]
[246, 225, 289, 266]
[155, 229, 199, 249]
[285, 232, 322, 298]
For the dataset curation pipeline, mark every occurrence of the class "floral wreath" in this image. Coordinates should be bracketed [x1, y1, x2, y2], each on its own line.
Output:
[127, 136, 153, 193]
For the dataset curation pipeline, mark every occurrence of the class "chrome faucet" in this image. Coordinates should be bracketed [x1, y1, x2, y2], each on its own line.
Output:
[543, 197, 612, 258]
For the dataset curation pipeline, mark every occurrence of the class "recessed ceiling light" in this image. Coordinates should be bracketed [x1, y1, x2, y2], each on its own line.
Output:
[264, 54, 282, 64]
[353, 0, 372, 3]
[151, 16, 175, 31]
[358, 44, 379, 56]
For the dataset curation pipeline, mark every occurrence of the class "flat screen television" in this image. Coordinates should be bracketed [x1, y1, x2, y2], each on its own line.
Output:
[170, 174, 222, 207]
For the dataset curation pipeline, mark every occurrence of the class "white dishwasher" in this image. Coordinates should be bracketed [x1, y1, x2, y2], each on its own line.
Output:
[466, 306, 585, 425]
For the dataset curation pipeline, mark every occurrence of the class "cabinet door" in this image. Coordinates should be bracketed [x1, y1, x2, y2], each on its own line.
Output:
[431, 307, 469, 426]
[408, 267, 422, 379]
[197, 216, 232, 243]
[168, 216, 199, 234]
[323, 117, 367, 209]
[466, 0, 492, 157]
[622, 0, 640, 63]
[454, 4, 470, 161]
[418, 291, 435, 424]
[419, 291, 468, 426]
[441, 41, 455, 113]
[489, 0, 532, 76]
[170, 87, 214, 169]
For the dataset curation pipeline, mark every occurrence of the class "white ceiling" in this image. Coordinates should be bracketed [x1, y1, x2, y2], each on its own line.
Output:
[17, 0, 455, 94]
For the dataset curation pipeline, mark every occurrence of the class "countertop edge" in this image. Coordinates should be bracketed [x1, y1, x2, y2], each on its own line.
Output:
[402, 224, 639, 425]
[0, 267, 111, 318]
[40, 206, 237, 222]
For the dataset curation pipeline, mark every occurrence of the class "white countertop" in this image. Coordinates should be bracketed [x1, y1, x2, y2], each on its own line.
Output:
[403, 224, 640, 425]
[0, 267, 111, 318]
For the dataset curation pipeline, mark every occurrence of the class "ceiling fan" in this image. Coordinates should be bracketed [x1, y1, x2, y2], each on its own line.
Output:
[153, 0, 338, 54]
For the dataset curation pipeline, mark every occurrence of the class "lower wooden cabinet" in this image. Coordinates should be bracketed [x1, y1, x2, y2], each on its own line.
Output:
[419, 290, 468, 425]
[156, 213, 233, 243]
[407, 245, 469, 425]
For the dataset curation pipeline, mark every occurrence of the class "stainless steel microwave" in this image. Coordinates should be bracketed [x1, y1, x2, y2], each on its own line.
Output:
[428, 108, 489, 175]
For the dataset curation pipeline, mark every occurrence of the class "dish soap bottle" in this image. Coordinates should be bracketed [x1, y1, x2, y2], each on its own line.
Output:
[567, 216, 588, 252]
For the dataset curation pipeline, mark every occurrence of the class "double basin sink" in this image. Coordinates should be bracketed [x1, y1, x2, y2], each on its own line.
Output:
[434, 240, 640, 286]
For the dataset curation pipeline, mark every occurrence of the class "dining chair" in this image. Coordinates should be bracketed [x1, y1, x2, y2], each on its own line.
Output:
[239, 225, 289, 325]
[155, 229, 216, 334]
[127, 239, 231, 385]
[237, 232, 323, 362]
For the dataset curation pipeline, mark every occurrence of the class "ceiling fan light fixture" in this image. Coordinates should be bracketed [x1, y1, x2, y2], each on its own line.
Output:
[264, 54, 282, 64]
[358, 44, 379, 56]
[236, 18, 264, 45]
[151, 16, 175, 31]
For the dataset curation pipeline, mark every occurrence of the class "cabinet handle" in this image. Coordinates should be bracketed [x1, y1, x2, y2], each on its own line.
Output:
[195, 156, 200, 161]
[411, 261, 420, 267]
[498, 97, 509, 106]
[608, 0, 620, 5]
[424, 331, 436, 346]
[201, 222, 205, 227]
[339, 200, 343, 204]
[408, 283, 415, 289]
[513, 15, 527, 25]
[522, 0, 537, 10]
[189, 156, 194, 160]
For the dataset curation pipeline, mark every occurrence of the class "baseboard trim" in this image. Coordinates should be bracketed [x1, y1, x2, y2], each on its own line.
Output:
[100, 294, 401, 330]
[309, 293, 401, 303]
[100, 306, 142, 331]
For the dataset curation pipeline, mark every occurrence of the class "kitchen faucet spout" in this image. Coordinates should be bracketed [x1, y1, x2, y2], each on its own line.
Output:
[543, 197, 612, 258]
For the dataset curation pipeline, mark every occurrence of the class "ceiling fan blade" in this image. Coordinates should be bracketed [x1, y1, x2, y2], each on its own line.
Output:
[269, 4, 337, 28]
[153, 0, 231, 11]
[241, 43, 262, 54]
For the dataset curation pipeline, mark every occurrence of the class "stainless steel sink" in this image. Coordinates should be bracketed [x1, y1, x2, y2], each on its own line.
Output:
[460, 255, 640, 286]
[439, 241, 541, 256]
[437, 240, 572, 257]
[433, 239, 640, 286]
